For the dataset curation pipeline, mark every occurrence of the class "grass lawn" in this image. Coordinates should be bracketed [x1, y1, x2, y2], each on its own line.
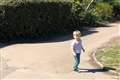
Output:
[96, 37, 120, 73]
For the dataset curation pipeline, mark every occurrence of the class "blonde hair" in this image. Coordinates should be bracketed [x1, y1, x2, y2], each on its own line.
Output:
[73, 30, 81, 37]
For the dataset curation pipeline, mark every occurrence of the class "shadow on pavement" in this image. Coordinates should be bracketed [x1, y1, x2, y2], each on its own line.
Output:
[78, 67, 116, 73]
[0, 29, 98, 48]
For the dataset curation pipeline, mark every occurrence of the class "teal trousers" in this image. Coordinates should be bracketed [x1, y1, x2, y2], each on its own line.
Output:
[73, 54, 80, 70]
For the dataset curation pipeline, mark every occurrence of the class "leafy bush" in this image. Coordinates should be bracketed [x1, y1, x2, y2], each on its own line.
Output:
[83, 12, 98, 26]
[0, 0, 83, 42]
[111, 0, 120, 18]
[0, 0, 118, 42]
[93, 2, 113, 21]
[102, 0, 120, 19]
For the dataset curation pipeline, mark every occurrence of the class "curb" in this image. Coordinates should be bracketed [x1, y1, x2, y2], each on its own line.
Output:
[91, 49, 119, 76]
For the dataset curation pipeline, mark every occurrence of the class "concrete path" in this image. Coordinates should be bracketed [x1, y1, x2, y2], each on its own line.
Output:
[0, 22, 120, 80]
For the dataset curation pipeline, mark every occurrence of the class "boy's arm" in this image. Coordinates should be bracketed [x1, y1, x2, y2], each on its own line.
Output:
[71, 42, 76, 56]
[71, 47, 76, 56]
[81, 40, 85, 52]
[82, 46, 85, 52]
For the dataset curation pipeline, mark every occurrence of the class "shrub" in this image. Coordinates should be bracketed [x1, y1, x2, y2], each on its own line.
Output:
[0, 0, 117, 42]
[111, 0, 120, 18]
[83, 12, 98, 26]
[102, 0, 120, 19]
[0, 0, 84, 42]
[93, 2, 113, 21]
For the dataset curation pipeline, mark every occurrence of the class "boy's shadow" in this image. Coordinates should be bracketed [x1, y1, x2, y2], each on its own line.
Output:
[77, 67, 116, 73]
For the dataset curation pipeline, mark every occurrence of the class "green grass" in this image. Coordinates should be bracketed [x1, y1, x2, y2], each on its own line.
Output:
[96, 38, 120, 73]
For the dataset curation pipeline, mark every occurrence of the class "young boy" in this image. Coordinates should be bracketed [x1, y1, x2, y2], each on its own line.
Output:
[71, 30, 85, 71]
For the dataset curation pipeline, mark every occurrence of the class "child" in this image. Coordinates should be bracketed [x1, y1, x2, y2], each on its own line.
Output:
[71, 30, 85, 71]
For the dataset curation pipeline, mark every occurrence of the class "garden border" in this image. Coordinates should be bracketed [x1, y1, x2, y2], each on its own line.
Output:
[90, 49, 119, 76]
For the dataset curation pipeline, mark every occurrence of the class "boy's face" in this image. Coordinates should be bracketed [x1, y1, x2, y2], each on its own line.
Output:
[73, 34, 80, 40]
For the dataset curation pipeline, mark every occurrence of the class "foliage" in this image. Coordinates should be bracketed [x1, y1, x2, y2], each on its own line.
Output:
[0, 0, 83, 42]
[111, 0, 120, 18]
[72, 0, 113, 23]
[0, 0, 119, 42]
[101, 0, 120, 18]
[93, 2, 113, 21]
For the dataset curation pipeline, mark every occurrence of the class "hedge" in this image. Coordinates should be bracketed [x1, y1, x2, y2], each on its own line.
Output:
[0, 0, 119, 42]
[0, 1, 84, 42]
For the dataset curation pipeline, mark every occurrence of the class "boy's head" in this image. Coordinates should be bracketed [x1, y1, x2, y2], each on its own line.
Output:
[73, 30, 81, 40]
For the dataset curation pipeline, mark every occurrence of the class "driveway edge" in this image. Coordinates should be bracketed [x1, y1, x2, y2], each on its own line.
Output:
[90, 49, 119, 76]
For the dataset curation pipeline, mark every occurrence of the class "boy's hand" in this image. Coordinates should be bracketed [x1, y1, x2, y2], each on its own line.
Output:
[83, 49, 85, 52]
[73, 53, 76, 56]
